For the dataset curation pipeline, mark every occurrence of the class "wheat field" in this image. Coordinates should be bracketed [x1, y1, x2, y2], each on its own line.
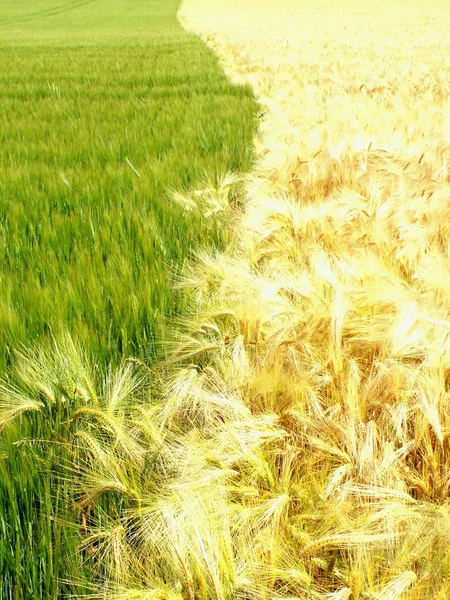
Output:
[0, 0, 257, 373]
[4, 0, 450, 597]
[0, 0, 258, 595]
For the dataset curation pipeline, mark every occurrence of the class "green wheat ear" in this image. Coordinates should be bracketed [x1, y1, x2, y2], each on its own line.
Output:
[0, 384, 44, 430]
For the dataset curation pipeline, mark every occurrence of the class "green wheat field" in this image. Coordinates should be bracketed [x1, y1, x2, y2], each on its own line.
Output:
[0, 1, 257, 597]
[0, 0, 256, 371]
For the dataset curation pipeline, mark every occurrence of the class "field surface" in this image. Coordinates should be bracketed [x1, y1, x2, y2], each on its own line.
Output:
[0, 1, 257, 597]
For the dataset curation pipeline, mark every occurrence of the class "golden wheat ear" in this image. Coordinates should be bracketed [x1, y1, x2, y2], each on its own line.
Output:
[169, 170, 243, 219]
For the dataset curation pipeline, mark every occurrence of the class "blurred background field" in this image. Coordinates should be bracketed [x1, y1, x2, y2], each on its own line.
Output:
[0, 1, 257, 597]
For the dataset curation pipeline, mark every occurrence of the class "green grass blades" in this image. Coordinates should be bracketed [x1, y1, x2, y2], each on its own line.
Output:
[0, 0, 257, 372]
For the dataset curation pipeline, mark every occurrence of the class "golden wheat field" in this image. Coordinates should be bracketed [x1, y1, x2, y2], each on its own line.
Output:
[165, 1, 450, 598]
